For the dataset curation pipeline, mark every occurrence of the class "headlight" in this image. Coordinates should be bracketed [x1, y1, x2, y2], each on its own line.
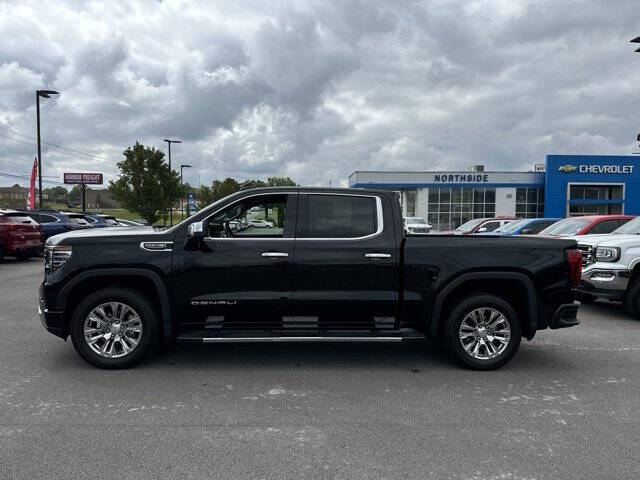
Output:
[594, 246, 620, 262]
[44, 245, 72, 273]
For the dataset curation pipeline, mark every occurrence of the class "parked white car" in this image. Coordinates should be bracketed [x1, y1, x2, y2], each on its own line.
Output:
[404, 217, 432, 234]
[249, 219, 275, 228]
[574, 216, 640, 316]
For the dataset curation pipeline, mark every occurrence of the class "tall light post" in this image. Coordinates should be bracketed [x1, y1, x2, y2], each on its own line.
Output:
[36, 89, 59, 209]
[163, 138, 182, 226]
[180, 164, 192, 220]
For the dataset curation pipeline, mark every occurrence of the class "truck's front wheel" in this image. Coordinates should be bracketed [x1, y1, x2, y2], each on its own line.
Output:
[70, 287, 159, 369]
[444, 294, 522, 370]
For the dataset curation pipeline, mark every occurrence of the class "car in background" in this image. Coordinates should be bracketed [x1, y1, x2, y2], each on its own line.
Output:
[538, 215, 634, 238]
[85, 214, 122, 228]
[476, 217, 561, 236]
[0, 211, 43, 260]
[436, 216, 517, 235]
[249, 219, 275, 228]
[22, 211, 91, 240]
[404, 217, 432, 234]
[116, 218, 146, 227]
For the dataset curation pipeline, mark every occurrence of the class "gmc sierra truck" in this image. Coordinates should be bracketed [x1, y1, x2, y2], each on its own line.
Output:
[575, 216, 640, 316]
[39, 187, 582, 370]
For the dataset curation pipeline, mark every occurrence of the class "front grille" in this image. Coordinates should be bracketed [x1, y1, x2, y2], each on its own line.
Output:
[577, 244, 594, 268]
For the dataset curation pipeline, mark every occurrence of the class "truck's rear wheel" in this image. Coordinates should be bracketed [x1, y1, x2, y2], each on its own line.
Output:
[70, 287, 159, 368]
[444, 294, 522, 370]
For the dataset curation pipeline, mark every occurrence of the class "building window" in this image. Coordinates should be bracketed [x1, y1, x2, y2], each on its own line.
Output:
[516, 188, 544, 218]
[405, 190, 416, 217]
[568, 184, 623, 216]
[427, 187, 497, 231]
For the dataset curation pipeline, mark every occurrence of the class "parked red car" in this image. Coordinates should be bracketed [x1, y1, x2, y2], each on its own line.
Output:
[0, 211, 43, 260]
[538, 215, 635, 237]
[436, 216, 518, 235]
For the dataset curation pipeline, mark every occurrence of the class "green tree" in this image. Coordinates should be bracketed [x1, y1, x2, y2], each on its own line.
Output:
[212, 177, 241, 202]
[266, 176, 296, 186]
[108, 142, 182, 224]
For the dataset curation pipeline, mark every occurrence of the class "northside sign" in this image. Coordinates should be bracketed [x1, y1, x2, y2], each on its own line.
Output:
[433, 173, 489, 183]
[63, 172, 104, 185]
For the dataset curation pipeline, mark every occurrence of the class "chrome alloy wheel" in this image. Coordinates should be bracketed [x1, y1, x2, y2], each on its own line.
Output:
[458, 307, 511, 361]
[83, 302, 143, 358]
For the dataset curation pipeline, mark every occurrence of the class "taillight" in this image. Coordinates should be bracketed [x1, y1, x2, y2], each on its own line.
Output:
[567, 249, 582, 288]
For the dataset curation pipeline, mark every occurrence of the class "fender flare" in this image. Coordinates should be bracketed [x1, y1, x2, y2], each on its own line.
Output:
[430, 271, 538, 339]
[57, 268, 173, 341]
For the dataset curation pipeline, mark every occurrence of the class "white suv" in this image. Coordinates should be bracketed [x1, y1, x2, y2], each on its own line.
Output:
[574, 216, 640, 315]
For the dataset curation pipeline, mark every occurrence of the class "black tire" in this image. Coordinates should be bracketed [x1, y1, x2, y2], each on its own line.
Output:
[15, 253, 30, 261]
[443, 293, 522, 370]
[70, 287, 160, 369]
[0, 244, 4, 261]
[623, 278, 640, 318]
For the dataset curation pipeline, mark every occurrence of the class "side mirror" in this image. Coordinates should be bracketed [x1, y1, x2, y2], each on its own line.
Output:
[476, 227, 488, 233]
[187, 221, 205, 240]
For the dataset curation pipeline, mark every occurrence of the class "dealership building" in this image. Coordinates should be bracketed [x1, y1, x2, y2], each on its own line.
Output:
[348, 155, 640, 231]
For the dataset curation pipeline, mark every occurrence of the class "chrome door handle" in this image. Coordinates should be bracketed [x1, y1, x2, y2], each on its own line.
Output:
[261, 252, 289, 258]
[365, 253, 391, 258]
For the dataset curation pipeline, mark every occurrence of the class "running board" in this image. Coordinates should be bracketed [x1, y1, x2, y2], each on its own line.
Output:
[176, 329, 425, 344]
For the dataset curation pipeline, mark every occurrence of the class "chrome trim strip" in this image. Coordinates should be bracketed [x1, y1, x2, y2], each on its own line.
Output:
[261, 252, 289, 257]
[193, 336, 403, 343]
[365, 253, 391, 258]
[202, 191, 385, 242]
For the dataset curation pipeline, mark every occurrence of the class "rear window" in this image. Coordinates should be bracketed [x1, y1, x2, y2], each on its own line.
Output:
[67, 215, 89, 225]
[303, 194, 378, 238]
[2, 213, 37, 224]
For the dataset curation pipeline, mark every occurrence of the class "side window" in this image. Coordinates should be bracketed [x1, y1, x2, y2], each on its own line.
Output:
[590, 220, 619, 234]
[527, 221, 553, 234]
[482, 221, 501, 232]
[207, 194, 290, 238]
[301, 194, 378, 238]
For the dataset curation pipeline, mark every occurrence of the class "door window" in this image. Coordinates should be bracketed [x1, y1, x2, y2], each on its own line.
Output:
[481, 221, 501, 232]
[207, 194, 291, 238]
[589, 219, 620, 234]
[300, 194, 379, 238]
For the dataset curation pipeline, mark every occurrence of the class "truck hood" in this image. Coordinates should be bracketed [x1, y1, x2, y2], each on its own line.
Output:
[46, 226, 160, 245]
[573, 233, 640, 248]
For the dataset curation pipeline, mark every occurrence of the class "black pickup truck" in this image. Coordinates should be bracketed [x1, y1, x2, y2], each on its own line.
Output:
[39, 187, 582, 370]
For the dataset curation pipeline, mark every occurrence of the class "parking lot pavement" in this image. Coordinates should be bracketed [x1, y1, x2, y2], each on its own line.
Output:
[0, 260, 639, 479]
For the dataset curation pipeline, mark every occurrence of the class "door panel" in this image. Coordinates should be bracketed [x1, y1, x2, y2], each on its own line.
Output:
[291, 193, 399, 330]
[172, 193, 297, 330]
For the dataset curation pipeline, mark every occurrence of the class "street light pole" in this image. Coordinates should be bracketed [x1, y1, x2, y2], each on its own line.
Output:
[36, 89, 59, 209]
[163, 138, 182, 226]
[180, 164, 192, 220]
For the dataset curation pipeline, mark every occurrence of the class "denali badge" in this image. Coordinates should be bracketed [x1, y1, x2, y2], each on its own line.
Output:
[191, 300, 238, 306]
[140, 241, 173, 252]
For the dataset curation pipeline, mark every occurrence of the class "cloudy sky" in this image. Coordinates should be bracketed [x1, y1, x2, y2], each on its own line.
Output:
[1, 0, 639, 188]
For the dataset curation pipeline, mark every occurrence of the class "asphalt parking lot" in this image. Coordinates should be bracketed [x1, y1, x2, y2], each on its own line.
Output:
[1, 259, 639, 479]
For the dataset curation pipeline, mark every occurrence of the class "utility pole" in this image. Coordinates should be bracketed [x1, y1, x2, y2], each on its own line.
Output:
[180, 164, 192, 220]
[163, 139, 182, 226]
[36, 90, 59, 209]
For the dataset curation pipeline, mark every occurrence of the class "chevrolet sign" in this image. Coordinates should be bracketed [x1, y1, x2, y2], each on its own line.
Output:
[557, 164, 634, 174]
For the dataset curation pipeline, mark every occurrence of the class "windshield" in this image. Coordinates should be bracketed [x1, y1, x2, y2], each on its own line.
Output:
[405, 217, 427, 224]
[612, 217, 640, 234]
[539, 218, 589, 236]
[494, 218, 528, 233]
[455, 218, 485, 232]
[67, 216, 89, 225]
[3, 213, 36, 224]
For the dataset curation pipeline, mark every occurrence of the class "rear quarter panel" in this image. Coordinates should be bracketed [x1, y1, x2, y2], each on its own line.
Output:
[402, 235, 577, 332]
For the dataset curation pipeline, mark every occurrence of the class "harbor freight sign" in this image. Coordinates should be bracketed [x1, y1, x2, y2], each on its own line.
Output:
[63, 173, 103, 185]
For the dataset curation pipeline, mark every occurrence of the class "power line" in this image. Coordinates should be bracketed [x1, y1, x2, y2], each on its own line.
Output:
[0, 171, 66, 185]
[0, 127, 119, 164]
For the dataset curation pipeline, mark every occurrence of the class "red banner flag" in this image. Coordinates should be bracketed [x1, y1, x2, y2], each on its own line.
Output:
[27, 157, 37, 210]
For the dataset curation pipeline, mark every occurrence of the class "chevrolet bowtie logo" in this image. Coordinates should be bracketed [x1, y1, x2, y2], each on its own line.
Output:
[558, 165, 577, 172]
